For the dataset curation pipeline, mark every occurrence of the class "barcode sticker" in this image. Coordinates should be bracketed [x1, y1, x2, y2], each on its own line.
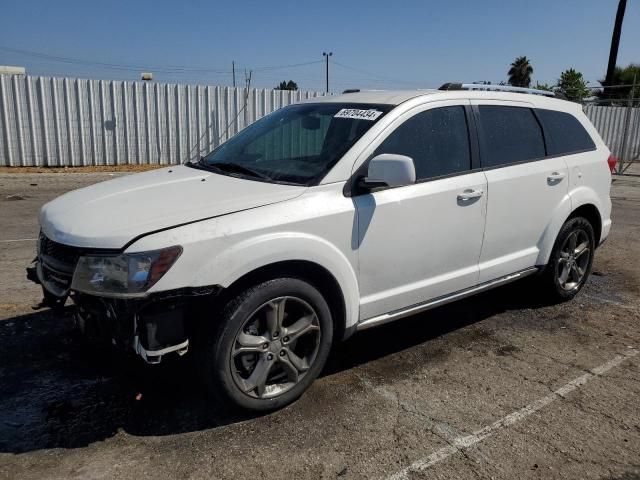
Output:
[334, 108, 383, 121]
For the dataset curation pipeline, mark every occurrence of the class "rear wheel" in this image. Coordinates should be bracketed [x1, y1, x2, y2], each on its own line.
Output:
[199, 277, 333, 411]
[541, 216, 595, 301]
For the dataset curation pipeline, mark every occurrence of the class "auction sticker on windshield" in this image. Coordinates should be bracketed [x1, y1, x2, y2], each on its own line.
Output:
[334, 108, 383, 121]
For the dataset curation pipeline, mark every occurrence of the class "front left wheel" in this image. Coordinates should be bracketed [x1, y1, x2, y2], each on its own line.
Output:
[198, 277, 333, 411]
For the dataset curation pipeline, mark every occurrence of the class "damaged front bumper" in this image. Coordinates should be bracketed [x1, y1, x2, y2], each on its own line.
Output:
[73, 290, 211, 364]
[27, 253, 220, 364]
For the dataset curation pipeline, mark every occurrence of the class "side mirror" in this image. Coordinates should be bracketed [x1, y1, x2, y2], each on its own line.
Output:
[358, 154, 416, 190]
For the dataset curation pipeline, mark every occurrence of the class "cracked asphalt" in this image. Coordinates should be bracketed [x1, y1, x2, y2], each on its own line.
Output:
[0, 170, 639, 480]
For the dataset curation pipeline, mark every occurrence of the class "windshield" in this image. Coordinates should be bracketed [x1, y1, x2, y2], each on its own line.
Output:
[194, 102, 392, 185]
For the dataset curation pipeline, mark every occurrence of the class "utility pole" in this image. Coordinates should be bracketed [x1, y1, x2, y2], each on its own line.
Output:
[605, 0, 627, 91]
[619, 73, 637, 174]
[243, 69, 252, 129]
[322, 52, 332, 93]
[232, 61, 236, 88]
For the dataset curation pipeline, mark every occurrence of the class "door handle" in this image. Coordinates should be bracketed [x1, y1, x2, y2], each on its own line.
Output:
[457, 189, 484, 201]
[547, 172, 566, 182]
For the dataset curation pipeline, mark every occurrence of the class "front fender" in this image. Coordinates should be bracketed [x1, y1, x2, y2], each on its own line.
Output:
[194, 232, 360, 330]
[128, 184, 360, 331]
[139, 227, 361, 332]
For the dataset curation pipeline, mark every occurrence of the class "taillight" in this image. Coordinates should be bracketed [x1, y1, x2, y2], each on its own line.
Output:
[607, 154, 617, 174]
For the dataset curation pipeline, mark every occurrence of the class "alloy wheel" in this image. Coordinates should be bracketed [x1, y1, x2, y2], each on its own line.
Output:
[556, 228, 591, 291]
[230, 296, 321, 399]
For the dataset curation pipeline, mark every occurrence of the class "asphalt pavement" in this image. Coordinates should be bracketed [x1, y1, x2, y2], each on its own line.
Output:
[0, 170, 639, 480]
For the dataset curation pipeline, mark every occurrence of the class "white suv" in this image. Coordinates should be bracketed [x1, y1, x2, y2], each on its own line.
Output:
[29, 85, 613, 411]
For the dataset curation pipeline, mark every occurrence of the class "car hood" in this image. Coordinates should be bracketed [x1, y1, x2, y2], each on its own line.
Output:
[39, 165, 306, 249]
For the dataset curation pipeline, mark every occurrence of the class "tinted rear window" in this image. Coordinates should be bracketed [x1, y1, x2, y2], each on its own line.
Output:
[537, 109, 595, 155]
[478, 106, 545, 167]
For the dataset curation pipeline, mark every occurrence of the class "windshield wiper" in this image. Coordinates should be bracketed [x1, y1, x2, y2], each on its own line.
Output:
[185, 156, 209, 170]
[187, 157, 270, 180]
[206, 161, 271, 180]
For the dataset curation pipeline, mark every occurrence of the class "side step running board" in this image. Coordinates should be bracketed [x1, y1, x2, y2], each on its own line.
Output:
[356, 267, 539, 331]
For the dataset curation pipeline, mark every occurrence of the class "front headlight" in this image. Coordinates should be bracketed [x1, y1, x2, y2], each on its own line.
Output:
[71, 246, 182, 297]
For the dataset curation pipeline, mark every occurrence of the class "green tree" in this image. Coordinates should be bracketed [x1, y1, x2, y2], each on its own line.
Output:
[533, 82, 554, 92]
[508, 56, 533, 87]
[598, 64, 640, 103]
[556, 69, 591, 102]
[275, 80, 298, 91]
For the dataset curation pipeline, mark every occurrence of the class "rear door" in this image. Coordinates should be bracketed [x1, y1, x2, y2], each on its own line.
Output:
[472, 101, 570, 282]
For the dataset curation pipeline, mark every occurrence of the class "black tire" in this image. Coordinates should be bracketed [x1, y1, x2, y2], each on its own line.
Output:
[540, 216, 595, 302]
[198, 277, 333, 411]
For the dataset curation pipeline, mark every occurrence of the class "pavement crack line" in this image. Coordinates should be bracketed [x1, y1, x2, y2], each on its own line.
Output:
[386, 348, 639, 480]
[354, 372, 461, 447]
[492, 355, 557, 394]
[520, 348, 612, 376]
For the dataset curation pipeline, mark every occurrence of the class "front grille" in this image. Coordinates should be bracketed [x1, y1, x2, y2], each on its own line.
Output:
[38, 233, 81, 293]
[39, 233, 80, 267]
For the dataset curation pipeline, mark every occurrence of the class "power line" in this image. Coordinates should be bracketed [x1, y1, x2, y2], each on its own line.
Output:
[1, 45, 426, 90]
[252, 60, 323, 72]
[0, 45, 322, 75]
[332, 60, 424, 86]
[0, 46, 231, 73]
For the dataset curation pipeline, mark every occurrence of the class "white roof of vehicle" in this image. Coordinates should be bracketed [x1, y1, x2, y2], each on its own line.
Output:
[305, 90, 439, 105]
[304, 89, 579, 112]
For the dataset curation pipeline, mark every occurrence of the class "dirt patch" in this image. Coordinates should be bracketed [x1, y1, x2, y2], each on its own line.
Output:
[3, 194, 28, 201]
[602, 471, 640, 480]
[494, 344, 521, 356]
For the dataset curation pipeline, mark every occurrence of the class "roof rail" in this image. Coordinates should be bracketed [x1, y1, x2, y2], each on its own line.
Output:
[342, 89, 360, 94]
[438, 82, 557, 98]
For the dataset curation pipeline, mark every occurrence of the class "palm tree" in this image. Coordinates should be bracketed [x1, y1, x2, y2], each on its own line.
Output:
[605, 0, 627, 86]
[508, 56, 533, 88]
[604, 0, 627, 99]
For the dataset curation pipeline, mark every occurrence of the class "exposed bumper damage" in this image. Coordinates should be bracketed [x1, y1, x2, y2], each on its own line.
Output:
[73, 290, 218, 364]
[27, 235, 220, 364]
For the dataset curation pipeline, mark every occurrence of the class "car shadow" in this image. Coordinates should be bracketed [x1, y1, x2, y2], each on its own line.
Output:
[0, 279, 556, 453]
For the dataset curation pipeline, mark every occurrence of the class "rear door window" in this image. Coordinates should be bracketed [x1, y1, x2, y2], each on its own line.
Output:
[477, 105, 545, 167]
[536, 109, 595, 155]
[375, 106, 471, 181]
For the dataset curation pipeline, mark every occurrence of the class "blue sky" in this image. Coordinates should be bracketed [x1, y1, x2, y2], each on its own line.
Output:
[1, 0, 638, 91]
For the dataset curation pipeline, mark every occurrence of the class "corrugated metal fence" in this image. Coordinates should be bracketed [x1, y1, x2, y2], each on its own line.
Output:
[0, 74, 324, 166]
[1, 74, 639, 167]
[583, 103, 640, 168]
